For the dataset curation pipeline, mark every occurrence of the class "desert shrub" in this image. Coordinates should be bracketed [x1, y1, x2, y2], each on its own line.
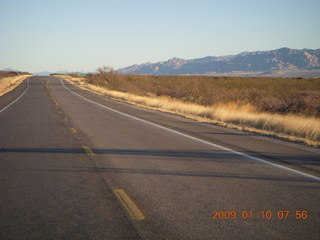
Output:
[84, 73, 320, 117]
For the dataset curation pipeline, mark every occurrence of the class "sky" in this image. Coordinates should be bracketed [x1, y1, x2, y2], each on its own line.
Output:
[0, 0, 319, 73]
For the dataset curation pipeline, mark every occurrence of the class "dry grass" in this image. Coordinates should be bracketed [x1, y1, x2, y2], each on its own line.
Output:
[56, 74, 320, 147]
[83, 73, 320, 117]
[0, 74, 32, 97]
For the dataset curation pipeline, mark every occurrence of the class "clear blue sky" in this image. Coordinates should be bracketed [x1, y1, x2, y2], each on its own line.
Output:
[0, 0, 319, 73]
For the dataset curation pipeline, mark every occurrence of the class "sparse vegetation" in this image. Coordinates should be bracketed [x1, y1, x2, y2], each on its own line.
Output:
[56, 70, 320, 146]
[0, 71, 32, 97]
[0, 71, 28, 79]
[84, 73, 320, 117]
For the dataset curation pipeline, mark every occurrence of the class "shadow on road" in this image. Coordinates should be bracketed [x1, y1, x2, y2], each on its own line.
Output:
[1, 147, 319, 166]
[1, 147, 319, 183]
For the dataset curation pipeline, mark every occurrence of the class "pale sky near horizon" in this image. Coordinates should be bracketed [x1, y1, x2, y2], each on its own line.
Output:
[0, 0, 319, 73]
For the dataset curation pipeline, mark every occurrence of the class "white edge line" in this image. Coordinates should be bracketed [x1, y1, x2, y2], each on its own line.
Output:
[60, 78, 320, 182]
[0, 78, 30, 114]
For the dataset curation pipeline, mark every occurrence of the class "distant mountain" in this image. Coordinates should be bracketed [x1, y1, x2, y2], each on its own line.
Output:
[34, 71, 53, 76]
[117, 48, 320, 76]
[1, 68, 22, 72]
[34, 71, 88, 76]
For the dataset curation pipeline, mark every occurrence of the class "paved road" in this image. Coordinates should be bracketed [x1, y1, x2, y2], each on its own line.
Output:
[0, 76, 319, 239]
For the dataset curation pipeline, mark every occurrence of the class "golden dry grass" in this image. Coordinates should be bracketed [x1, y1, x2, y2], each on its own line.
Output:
[57, 74, 320, 147]
[83, 73, 320, 117]
[0, 75, 32, 97]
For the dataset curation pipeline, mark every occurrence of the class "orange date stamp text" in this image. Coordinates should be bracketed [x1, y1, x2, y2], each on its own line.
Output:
[212, 210, 308, 220]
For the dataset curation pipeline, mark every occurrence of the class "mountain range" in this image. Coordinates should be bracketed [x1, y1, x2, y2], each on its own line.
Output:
[3, 48, 320, 77]
[117, 48, 320, 77]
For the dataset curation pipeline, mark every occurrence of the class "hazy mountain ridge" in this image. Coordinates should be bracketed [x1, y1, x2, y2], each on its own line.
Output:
[118, 48, 320, 76]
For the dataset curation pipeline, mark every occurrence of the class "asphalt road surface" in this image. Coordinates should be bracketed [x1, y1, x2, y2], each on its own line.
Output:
[0, 76, 319, 240]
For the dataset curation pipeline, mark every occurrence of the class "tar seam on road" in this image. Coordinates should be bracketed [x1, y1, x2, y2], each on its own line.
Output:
[60, 78, 320, 182]
[113, 189, 146, 220]
[0, 78, 30, 114]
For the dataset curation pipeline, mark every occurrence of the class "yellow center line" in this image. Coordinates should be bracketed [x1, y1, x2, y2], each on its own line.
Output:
[113, 189, 145, 220]
[44, 82, 58, 107]
[69, 127, 77, 134]
[82, 145, 95, 156]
